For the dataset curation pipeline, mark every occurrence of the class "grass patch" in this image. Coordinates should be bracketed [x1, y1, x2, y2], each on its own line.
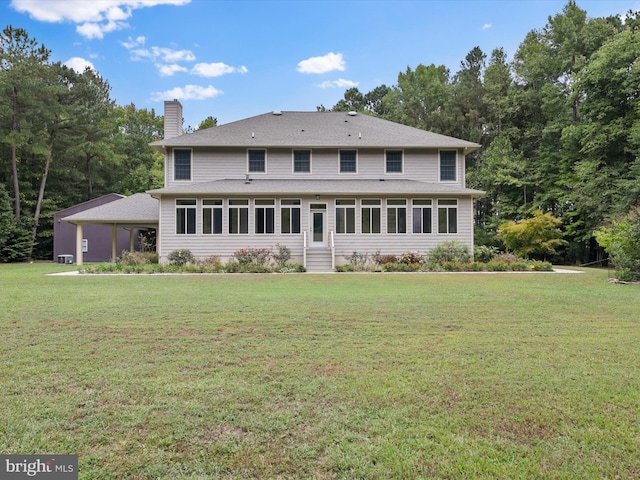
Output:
[1, 264, 639, 479]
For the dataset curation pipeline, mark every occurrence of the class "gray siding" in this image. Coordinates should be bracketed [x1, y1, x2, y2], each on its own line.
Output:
[157, 195, 474, 264]
[164, 147, 466, 188]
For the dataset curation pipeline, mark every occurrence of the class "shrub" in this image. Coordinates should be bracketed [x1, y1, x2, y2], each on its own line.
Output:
[119, 250, 158, 266]
[383, 262, 420, 272]
[595, 208, 640, 282]
[271, 243, 292, 267]
[344, 251, 369, 269]
[427, 241, 471, 265]
[398, 251, 423, 265]
[168, 249, 195, 266]
[497, 210, 567, 259]
[474, 245, 498, 263]
[371, 251, 398, 266]
[233, 247, 270, 266]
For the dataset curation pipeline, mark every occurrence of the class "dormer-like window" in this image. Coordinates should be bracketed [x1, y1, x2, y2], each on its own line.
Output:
[248, 149, 266, 173]
[339, 150, 357, 173]
[385, 150, 403, 173]
[174, 149, 191, 181]
[440, 150, 457, 181]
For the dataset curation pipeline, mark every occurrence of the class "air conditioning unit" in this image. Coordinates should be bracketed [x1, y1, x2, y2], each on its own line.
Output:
[57, 254, 74, 264]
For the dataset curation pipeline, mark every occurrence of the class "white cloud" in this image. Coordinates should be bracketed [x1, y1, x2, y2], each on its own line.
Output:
[10, 0, 191, 38]
[316, 78, 359, 89]
[151, 84, 222, 101]
[191, 62, 248, 77]
[297, 52, 346, 74]
[482, 23, 492, 30]
[64, 57, 95, 73]
[158, 64, 188, 76]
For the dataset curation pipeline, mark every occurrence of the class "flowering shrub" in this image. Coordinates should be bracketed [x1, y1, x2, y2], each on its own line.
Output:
[271, 243, 292, 267]
[398, 251, 423, 265]
[372, 251, 398, 265]
[168, 249, 195, 266]
[427, 241, 471, 265]
[344, 251, 369, 269]
[233, 247, 270, 265]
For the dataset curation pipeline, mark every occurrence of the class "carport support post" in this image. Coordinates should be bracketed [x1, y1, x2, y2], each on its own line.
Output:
[129, 229, 135, 253]
[111, 224, 117, 261]
[75, 223, 84, 266]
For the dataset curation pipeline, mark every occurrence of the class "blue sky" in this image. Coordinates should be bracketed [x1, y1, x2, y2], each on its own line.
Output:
[4, 0, 637, 129]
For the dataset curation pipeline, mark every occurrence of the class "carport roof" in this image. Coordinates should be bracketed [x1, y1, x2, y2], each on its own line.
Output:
[61, 193, 158, 227]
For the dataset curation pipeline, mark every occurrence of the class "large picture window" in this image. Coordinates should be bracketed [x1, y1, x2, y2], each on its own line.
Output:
[339, 150, 357, 173]
[176, 199, 196, 234]
[281, 199, 301, 234]
[385, 150, 403, 173]
[336, 199, 356, 234]
[440, 150, 457, 181]
[174, 149, 191, 180]
[255, 199, 275, 234]
[361, 199, 381, 234]
[248, 149, 266, 173]
[412, 199, 432, 234]
[387, 199, 407, 234]
[293, 150, 311, 173]
[438, 199, 458, 234]
[229, 199, 249, 234]
[202, 199, 223, 234]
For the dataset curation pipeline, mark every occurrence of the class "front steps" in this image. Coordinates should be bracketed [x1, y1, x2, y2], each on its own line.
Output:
[305, 248, 334, 272]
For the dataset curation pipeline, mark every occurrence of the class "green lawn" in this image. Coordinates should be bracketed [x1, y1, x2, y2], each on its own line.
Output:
[1, 264, 639, 479]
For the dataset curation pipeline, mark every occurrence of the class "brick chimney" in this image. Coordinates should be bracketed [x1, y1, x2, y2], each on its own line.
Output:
[163, 99, 183, 139]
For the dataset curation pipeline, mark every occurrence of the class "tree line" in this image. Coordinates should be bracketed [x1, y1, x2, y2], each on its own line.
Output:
[323, 1, 640, 265]
[1, 1, 639, 264]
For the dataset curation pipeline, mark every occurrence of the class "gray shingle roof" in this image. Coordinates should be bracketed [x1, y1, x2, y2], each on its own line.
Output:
[148, 179, 484, 197]
[150, 111, 481, 150]
[61, 193, 158, 225]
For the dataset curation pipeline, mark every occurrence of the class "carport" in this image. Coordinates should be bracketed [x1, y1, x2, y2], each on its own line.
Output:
[61, 193, 159, 266]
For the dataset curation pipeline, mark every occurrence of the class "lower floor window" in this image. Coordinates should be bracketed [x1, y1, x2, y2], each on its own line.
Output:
[176, 199, 196, 234]
[387, 199, 407, 234]
[412, 199, 432, 234]
[229, 199, 249, 234]
[203, 199, 223, 234]
[438, 199, 458, 233]
[336, 199, 356, 234]
[281, 199, 301, 234]
[361, 199, 381, 234]
[255, 199, 275, 234]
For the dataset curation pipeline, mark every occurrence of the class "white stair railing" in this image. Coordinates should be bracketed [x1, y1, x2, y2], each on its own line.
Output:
[330, 230, 335, 271]
[303, 230, 307, 269]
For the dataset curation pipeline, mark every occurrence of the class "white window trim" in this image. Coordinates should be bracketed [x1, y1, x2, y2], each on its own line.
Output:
[438, 149, 458, 183]
[280, 199, 302, 235]
[335, 199, 356, 234]
[384, 149, 404, 175]
[228, 199, 250, 235]
[437, 198, 458, 234]
[202, 199, 224, 235]
[292, 149, 312, 174]
[173, 148, 193, 182]
[247, 149, 267, 174]
[360, 199, 382, 235]
[411, 198, 433, 234]
[338, 149, 358, 174]
[175, 198, 197, 235]
[386, 198, 408, 235]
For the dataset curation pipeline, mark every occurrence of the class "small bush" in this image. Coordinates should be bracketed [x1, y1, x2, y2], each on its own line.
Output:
[383, 262, 420, 272]
[474, 245, 498, 263]
[233, 248, 270, 266]
[398, 251, 423, 265]
[119, 250, 158, 266]
[428, 241, 471, 264]
[168, 249, 195, 266]
[344, 251, 369, 269]
[271, 243, 292, 267]
[371, 251, 398, 266]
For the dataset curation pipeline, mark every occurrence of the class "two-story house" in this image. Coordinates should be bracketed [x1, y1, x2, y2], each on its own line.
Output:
[146, 100, 483, 270]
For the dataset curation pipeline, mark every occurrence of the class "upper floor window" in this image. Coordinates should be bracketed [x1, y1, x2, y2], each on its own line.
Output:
[336, 199, 356, 234]
[174, 149, 191, 181]
[339, 150, 357, 173]
[412, 199, 432, 234]
[255, 199, 275, 234]
[361, 199, 381, 234]
[438, 199, 458, 234]
[387, 199, 407, 234]
[385, 150, 403, 174]
[293, 150, 311, 173]
[440, 150, 457, 181]
[176, 199, 196, 235]
[248, 149, 266, 173]
[281, 199, 301, 234]
[202, 199, 223, 235]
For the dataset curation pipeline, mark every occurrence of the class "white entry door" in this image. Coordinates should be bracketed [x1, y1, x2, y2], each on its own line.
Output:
[310, 204, 326, 247]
